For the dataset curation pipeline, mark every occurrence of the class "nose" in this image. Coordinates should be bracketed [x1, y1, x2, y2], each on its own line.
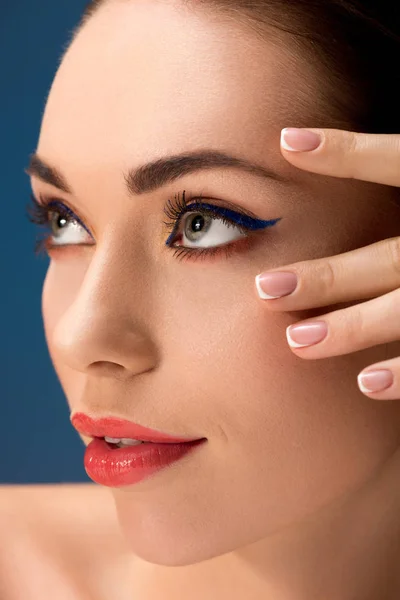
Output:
[49, 242, 158, 380]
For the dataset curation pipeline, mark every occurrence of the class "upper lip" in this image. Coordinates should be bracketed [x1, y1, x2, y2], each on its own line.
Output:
[71, 412, 203, 444]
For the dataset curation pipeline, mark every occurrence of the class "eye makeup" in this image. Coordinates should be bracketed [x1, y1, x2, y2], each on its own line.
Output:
[164, 190, 280, 243]
[26, 194, 93, 254]
[163, 190, 281, 261]
[26, 190, 281, 261]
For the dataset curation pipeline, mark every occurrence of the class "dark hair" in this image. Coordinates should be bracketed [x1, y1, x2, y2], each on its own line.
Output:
[79, 0, 400, 133]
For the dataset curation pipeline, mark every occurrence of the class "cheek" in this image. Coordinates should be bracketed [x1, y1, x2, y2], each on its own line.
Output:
[159, 270, 309, 455]
[161, 276, 399, 524]
[42, 257, 89, 329]
[42, 259, 88, 406]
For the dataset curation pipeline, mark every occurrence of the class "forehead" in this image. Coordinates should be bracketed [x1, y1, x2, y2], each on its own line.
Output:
[38, 1, 318, 178]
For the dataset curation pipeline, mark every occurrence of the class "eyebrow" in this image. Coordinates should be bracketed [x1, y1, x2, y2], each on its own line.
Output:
[25, 149, 286, 196]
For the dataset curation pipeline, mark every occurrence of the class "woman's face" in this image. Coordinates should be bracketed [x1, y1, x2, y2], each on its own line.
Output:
[31, 0, 400, 566]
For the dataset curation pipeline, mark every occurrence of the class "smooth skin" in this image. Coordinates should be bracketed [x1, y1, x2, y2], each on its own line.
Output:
[3, 2, 400, 599]
[265, 128, 400, 400]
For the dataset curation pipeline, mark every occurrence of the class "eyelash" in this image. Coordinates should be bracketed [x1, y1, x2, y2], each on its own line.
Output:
[25, 195, 91, 256]
[25, 191, 280, 262]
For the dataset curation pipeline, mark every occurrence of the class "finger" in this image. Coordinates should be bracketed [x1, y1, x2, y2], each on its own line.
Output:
[280, 128, 400, 187]
[284, 287, 400, 359]
[357, 358, 399, 400]
[255, 237, 400, 311]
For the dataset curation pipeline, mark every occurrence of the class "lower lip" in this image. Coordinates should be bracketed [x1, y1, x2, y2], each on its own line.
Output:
[84, 437, 206, 487]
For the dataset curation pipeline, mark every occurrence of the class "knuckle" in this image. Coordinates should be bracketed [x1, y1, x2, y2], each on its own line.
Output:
[345, 130, 359, 154]
[342, 132, 362, 178]
[296, 258, 337, 300]
[335, 306, 364, 347]
[393, 135, 400, 156]
[386, 237, 400, 276]
[337, 131, 360, 177]
[317, 258, 337, 298]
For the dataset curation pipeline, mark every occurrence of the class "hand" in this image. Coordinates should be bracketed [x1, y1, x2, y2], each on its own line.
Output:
[255, 127, 400, 400]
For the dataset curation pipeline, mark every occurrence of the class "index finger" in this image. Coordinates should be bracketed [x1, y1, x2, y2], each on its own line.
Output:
[280, 128, 400, 187]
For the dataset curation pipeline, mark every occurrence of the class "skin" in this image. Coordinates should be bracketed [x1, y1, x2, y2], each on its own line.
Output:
[263, 128, 400, 402]
[24, 0, 400, 598]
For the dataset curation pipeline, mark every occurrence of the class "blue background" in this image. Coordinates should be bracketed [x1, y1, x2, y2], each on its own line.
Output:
[1, 2, 89, 483]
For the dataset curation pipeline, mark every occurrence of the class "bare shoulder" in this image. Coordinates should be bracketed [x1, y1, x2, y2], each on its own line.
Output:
[0, 483, 134, 599]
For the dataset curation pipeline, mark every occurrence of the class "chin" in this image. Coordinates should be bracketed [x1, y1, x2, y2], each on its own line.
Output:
[111, 494, 243, 567]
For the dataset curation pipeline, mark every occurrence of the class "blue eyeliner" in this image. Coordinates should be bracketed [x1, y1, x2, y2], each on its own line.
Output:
[165, 201, 281, 246]
[197, 204, 282, 230]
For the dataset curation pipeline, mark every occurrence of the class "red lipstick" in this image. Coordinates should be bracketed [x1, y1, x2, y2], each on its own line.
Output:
[71, 413, 200, 443]
[71, 413, 206, 487]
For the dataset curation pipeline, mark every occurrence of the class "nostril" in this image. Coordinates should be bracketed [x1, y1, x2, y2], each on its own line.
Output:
[89, 362, 126, 377]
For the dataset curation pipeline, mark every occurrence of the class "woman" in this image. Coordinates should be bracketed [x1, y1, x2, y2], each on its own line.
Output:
[2, 0, 400, 597]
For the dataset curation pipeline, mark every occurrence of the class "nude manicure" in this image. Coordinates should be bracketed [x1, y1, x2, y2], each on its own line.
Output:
[286, 321, 328, 348]
[256, 272, 298, 299]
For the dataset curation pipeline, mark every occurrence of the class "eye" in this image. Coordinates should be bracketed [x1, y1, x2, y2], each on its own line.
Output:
[174, 210, 247, 249]
[164, 191, 281, 259]
[47, 208, 91, 246]
[26, 195, 93, 254]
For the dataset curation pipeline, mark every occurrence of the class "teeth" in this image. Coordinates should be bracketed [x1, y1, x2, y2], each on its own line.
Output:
[120, 438, 143, 446]
[104, 436, 143, 446]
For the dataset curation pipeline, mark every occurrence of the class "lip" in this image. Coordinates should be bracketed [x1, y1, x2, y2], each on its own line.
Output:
[71, 412, 204, 444]
[83, 437, 207, 487]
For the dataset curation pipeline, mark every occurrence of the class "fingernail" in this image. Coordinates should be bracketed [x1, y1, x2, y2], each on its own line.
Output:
[357, 369, 394, 393]
[256, 271, 298, 299]
[281, 128, 322, 152]
[286, 321, 328, 348]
